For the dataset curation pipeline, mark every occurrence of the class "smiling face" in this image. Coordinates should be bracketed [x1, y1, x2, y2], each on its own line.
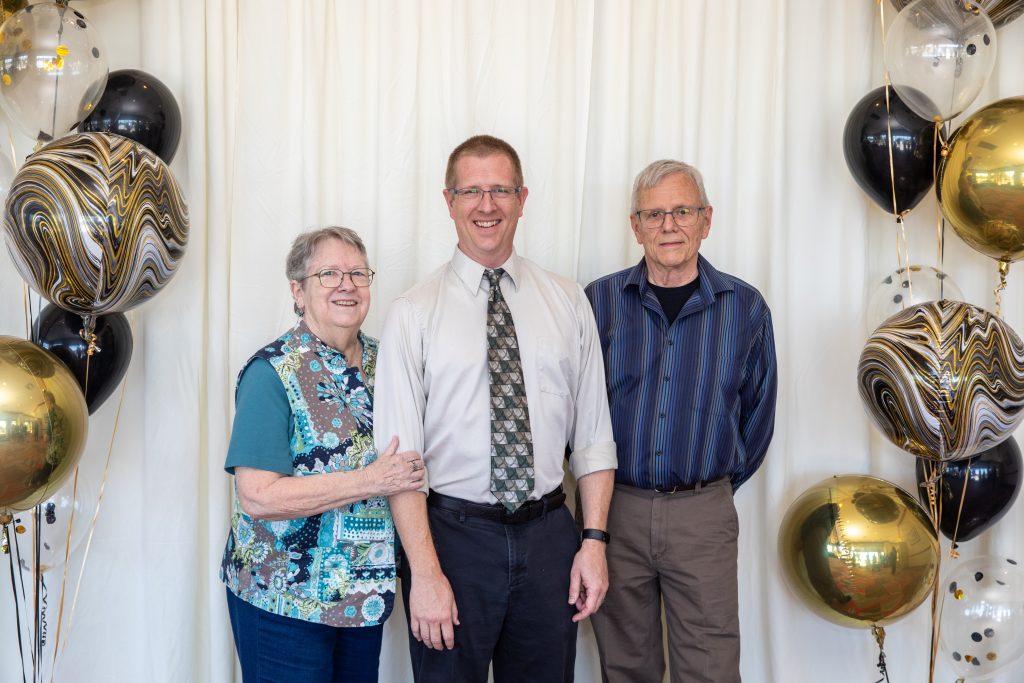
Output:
[290, 237, 370, 349]
[631, 172, 712, 286]
[444, 153, 528, 268]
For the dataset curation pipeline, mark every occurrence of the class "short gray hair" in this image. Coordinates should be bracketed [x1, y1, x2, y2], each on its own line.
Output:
[630, 160, 709, 213]
[285, 226, 368, 282]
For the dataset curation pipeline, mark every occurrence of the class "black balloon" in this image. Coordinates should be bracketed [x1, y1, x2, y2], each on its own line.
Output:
[842, 86, 936, 215]
[32, 304, 133, 415]
[915, 437, 1023, 542]
[79, 69, 182, 163]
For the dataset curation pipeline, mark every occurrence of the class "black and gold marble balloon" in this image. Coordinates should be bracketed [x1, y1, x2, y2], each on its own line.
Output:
[858, 300, 1024, 461]
[2, 132, 189, 315]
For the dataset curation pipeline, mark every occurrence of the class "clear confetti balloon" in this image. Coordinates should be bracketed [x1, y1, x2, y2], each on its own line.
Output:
[14, 466, 94, 573]
[885, 0, 997, 122]
[0, 2, 107, 143]
[941, 556, 1024, 679]
[866, 265, 963, 333]
[858, 300, 1024, 461]
[778, 475, 938, 628]
[891, 0, 1024, 28]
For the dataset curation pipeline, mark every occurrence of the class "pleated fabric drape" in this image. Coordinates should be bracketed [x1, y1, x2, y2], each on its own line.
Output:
[1, 1, 1023, 681]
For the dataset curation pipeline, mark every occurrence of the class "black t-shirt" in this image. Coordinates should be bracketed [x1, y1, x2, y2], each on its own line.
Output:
[648, 275, 700, 324]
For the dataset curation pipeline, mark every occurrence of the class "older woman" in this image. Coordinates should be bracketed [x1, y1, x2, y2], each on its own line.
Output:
[220, 226, 424, 682]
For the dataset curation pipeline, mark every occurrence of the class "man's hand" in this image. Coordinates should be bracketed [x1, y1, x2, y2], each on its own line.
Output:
[409, 569, 460, 649]
[568, 539, 608, 622]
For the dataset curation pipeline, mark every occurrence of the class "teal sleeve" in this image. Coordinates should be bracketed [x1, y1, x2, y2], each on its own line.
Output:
[224, 358, 293, 475]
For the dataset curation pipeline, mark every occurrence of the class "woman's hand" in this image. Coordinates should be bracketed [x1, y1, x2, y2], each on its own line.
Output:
[364, 436, 425, 496]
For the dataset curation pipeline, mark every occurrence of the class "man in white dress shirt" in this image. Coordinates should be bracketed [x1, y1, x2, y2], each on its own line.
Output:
[373, 134, 617, 682]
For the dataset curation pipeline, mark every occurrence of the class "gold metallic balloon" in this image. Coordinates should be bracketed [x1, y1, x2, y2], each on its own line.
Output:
[938, 97, 1024, 263]
[778, 475, 939, 628]
[0, 335, 88, 513]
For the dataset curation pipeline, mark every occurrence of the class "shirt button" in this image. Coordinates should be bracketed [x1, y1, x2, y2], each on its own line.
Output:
[663, 376, 670, 382]
[668, 340, 674, 345]
[655, 450, 663, 456]
[659, 413, 666, 419]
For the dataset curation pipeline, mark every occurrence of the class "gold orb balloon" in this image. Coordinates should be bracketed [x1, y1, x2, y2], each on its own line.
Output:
[938, 96, 1024, 264]
[778, 475, 938, 628]
[0, 335, 88, 513]
[858, 300, 1024, 461]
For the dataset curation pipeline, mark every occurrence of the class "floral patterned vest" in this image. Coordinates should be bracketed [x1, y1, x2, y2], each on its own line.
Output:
[220, 322, 395, 626]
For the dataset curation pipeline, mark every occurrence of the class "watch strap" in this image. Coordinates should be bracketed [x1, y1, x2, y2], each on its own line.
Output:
[581, 528, 610, 544]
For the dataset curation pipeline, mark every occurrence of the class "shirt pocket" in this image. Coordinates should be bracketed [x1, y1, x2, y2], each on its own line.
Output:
[536, 336, 572, 398]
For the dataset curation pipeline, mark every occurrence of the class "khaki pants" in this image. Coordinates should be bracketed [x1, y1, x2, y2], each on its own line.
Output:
[591, 479, 741, 683]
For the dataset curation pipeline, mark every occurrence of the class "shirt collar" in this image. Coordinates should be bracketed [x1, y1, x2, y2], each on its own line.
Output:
[450, 246, 522, 295]
[623, 253, 733, 300]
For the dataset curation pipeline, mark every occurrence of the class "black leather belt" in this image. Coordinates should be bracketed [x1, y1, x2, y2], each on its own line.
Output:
[653, 479, 715, 494]
[427, 486, 565, 524]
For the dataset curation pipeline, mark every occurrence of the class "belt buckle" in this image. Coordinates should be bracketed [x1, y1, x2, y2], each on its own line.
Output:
[654, 484, 680, 494]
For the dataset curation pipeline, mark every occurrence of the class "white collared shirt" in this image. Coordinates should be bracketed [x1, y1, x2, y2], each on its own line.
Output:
[373, 247, 617, 504]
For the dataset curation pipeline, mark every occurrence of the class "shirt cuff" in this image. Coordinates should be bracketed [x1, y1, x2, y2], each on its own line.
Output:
[568, 440, 618, 479]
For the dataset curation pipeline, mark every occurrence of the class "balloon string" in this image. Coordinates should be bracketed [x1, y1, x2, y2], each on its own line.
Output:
[47, 465, 79, 676]
[922, 461, 944, 682]
[896, 216, 914, 305]
[948, 460, 971, 554]
[994, 261, 1009, 319]
[882, 82, 904, 223]
[871, 625, 890, 683]
[22, 283, 32, 341]
[33, 505, 42, 683]
[877, 0, 887, 54]
[3, 516, 29, 683]
[933, 121, 947, 300]
[53, 366, 127, 674]
[47, 4, 69, 143]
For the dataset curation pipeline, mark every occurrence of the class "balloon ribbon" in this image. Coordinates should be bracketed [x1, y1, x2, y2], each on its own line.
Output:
[994, 261, 1009, 319]
[872, 625, 890, 683]
[4, 513, 29, 683]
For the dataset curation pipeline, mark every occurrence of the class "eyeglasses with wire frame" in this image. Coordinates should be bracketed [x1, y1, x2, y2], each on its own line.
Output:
[300, 268, 375, 288]
[447, 186, 523, 204]
[635, 205, 707, 229]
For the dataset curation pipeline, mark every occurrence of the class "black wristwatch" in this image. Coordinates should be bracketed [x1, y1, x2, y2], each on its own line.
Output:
[581, 528, 610, 544]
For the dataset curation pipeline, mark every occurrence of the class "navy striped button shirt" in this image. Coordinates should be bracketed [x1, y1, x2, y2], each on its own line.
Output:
[585, 254, 777, 490]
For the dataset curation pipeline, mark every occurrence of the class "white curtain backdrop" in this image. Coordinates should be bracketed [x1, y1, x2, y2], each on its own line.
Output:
[1, 1, 1024, 681]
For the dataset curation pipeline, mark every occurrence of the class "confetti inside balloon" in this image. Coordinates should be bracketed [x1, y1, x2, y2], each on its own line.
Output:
[941, 556, 1024, 680]
[891, 0, 1024, 28]
[858, 300, 1024, 461]
[0, 336, 88, 513]
[0, 2, 107, 143]
[778, 474, 938, 628]
[866, 265, 963, 333]
[885, 0, 996, 122]
[2, 132, 189, 316]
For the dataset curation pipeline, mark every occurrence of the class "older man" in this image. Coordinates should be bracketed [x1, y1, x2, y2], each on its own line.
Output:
[585, 160, 777, 683]
[374, 134, 617, 682]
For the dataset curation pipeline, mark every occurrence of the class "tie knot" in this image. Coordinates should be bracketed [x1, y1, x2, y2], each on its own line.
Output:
[484, 268, 505, 288]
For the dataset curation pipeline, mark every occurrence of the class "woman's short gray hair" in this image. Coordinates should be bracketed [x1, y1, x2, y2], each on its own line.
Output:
[630, 160, 709, 212]
[285, 226, 369, 282]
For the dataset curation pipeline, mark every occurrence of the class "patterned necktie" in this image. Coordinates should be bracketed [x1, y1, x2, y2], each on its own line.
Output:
[484, 268, 535, 511]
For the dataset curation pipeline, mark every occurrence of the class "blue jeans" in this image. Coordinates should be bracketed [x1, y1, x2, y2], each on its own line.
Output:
[226, 587, 384, 683]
